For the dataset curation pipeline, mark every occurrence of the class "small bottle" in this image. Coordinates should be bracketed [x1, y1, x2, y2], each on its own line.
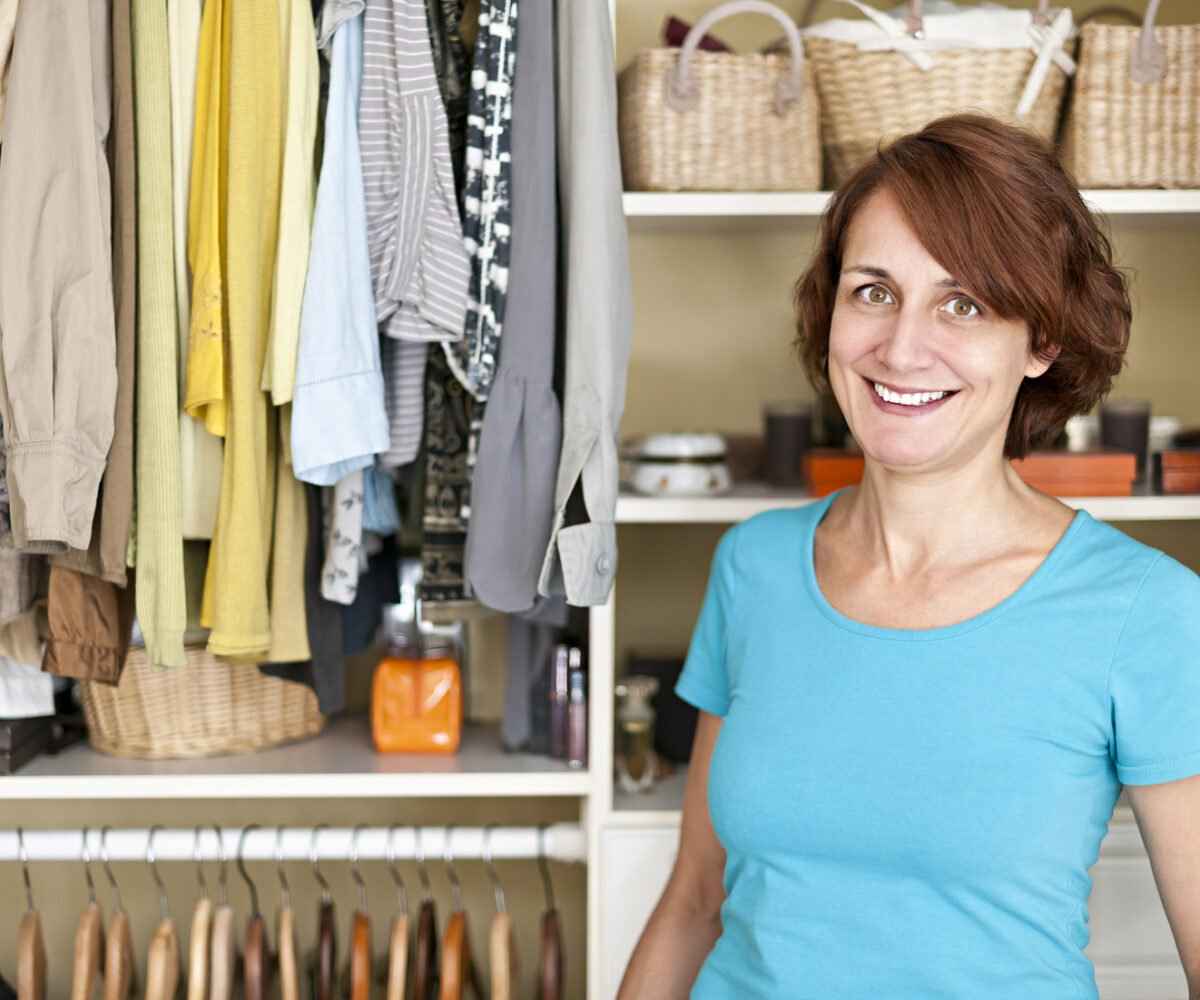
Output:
[615, 675, 659, 794]
[549, 644, 570, 760]
[566, 649, 587, 769]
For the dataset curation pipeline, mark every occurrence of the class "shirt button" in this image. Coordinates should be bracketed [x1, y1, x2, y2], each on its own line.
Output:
[596, 554, 611, 576]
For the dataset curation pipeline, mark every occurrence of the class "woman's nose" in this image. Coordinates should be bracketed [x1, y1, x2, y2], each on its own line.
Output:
[874, 308, 936, 374]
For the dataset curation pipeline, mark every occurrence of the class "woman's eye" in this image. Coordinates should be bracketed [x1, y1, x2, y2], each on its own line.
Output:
[855, 284, 894, 306]
[943, 295, 981, 319]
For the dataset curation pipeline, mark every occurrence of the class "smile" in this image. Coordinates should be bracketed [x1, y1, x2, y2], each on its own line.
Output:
[864, 376, 960, 414]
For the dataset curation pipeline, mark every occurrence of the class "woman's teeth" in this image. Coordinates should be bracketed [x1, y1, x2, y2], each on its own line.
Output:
[873, 382, 950, 406]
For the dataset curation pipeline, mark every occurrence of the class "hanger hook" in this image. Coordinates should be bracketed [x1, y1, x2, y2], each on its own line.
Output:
[237, 825, 261, 916]
[482, 824, 506, 914]
[350, 825, 368, 912]
[310, 824, 331, 901]
[443, 825, 462, 912]
[17, 827, 33, 912]
[386, 825, 408, 918]
[537, 823, 556, 913]
[147, 825, 170, 921]
[80, 826, 97, 905]
[414, 826, 432, 900]
[193, 826, 209, 900]
[100, 825, 123, 911]
[275, 827, 291, 910]
[212, 825, 228, 907]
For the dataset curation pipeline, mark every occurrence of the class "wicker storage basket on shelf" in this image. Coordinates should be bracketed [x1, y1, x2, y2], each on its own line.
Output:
[804, 0, 1076, 187]
[80, 646, 324, 759]
[1060, 0, 1200, 188]
[618, 0, 820, 192]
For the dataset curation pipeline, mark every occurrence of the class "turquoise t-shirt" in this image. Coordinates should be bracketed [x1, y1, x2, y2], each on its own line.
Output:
[675, 488, 1200, 999]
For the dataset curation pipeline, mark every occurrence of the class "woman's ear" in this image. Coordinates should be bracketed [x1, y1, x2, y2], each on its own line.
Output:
[1026, 342, 1061, 379]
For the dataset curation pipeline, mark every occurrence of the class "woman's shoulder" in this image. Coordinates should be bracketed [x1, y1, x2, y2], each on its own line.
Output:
[1063, 507, 1198, 601]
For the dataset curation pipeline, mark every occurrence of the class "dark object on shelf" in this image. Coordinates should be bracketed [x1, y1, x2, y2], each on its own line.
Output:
[722, 433, 764, 482]
[626, 654, 698, 765]
[763, 401, 812, 487]
[1155, 448, 1200, 494]
[0, 716, 52, 775]
[813, 390, 850, 449]
[1099, 398, 1151, 482]
[1172, 427, 1200, 448]
[662, 14, 732, 52]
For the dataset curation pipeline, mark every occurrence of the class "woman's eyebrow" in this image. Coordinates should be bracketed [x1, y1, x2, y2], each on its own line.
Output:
[843, 264, 962, 289]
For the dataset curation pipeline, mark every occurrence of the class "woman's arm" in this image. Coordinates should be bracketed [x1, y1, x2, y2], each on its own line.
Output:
[617, 711, 727, 1000]
[1124, 775, 1200, 997]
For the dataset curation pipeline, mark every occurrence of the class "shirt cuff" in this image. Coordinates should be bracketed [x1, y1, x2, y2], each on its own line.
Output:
[291, 369, 389, 485]
[6, 438, 106, 551]
[541, 520, 617, 607]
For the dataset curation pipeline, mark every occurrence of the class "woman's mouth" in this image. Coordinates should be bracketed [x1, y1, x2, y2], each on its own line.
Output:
[864, 376, 960, 415]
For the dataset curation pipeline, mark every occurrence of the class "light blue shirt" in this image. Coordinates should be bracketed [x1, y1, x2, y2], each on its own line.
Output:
[676, 488, 1200, 999]
[291, 2, 389, 486]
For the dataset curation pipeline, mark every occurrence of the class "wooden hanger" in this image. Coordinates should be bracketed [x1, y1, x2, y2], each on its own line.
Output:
[16, 832, 46, 1000]
[437, 829, 483, 1000]
[208, 899, 236, 1000]
[99, 828, 137, 1000]
[143, 827, 180, 1000]
[382, 829, 409, 1000]
[186, 830, 214, 1000]
[348, 827, 372, 1000]
[143, 920, 179, 1000]
[71, 831, 105, 1000]
[274, 828, 299, 1000]
[535, 828, 562, 1000]
[483, 828, 516, 1000]
[310, 826, 337, 1000]
[238, 826, 274, 1000]
[411, 829, 438, 1000]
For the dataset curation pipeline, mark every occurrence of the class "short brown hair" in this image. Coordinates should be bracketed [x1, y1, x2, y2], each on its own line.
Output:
[793, 113, 1132, 459]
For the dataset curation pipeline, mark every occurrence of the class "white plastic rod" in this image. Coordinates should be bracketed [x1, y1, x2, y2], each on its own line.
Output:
[0, 824, 587, 864]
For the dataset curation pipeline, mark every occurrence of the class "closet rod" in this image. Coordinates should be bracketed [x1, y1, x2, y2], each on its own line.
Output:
[0, 824, 586, 864]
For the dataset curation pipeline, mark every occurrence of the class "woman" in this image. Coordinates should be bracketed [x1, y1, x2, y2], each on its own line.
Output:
[618, 114, 1200, 999]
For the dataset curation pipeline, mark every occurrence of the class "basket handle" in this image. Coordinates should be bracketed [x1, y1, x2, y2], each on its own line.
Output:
[1130, 0, 1166, 84]
[801, 0, 1053, 34]
[666, 0, 806, 116]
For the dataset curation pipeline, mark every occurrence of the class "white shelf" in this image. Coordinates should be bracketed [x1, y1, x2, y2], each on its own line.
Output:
[616, 482, 1200, 524]
[623, 189, 1200, 220]
[0, 717, 592, 800]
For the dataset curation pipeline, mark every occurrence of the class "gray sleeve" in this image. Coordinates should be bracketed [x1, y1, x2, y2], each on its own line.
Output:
[536, 0, 632, 608]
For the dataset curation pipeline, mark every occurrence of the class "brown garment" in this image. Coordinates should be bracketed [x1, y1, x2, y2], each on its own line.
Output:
[42, 568, 134, 684]
[53, 0, 136, 586]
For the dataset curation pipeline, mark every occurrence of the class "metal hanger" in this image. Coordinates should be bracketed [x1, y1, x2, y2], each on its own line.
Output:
[148, 825, 171, 922]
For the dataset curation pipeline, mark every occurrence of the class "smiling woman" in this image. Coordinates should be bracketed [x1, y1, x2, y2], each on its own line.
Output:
[618, 113, 1200, 1000]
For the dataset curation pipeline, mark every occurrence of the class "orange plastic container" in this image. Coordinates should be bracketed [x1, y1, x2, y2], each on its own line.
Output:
[371, 651, 463, 753]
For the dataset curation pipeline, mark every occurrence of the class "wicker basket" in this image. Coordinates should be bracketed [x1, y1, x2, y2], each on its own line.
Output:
[1060, 1, 1200, 188]
[804, 0, 1075, 187]
[618, 1, 820, 192]
[80, 646, 324, 759]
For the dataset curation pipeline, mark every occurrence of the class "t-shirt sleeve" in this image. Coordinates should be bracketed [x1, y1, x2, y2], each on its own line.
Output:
[1109, 551, 1200, 786]
[674, 525, 739, 718]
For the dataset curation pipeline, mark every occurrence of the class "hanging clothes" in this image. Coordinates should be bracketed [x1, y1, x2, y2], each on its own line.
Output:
[132, 0, 188, 668]
[264, 0, 320, 407]
[185, 0, 229, 439]
[443, 0, 518, 404]
[360, 0, 471, 468]
[291, 0, 389, 487]
[0, 0, 117, 554]
[0, 658, 53, 720]
[537, 0, 632, 607]
[170, 0, 223, 541]
[321, 472, 364, 606]
[423, 0, 470, 205]
[201, 0, 310, 660]
[464, 0, 559, 614]
[0, 0, 16, 132]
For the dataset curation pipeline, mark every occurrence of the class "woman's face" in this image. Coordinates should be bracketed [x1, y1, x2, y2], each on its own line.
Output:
[827, 187, 1055, 474]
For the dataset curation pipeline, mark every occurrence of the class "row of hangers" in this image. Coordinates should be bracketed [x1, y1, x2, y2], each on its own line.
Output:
[11, 824, 563, 1000]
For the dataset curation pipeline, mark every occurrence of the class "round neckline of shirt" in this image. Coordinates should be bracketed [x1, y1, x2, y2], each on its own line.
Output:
[802, 486, 1088, 642]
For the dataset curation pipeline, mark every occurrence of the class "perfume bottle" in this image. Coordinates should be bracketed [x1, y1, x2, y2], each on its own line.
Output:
[566, 648, 587, 769]
[615, 675, 659, 794]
